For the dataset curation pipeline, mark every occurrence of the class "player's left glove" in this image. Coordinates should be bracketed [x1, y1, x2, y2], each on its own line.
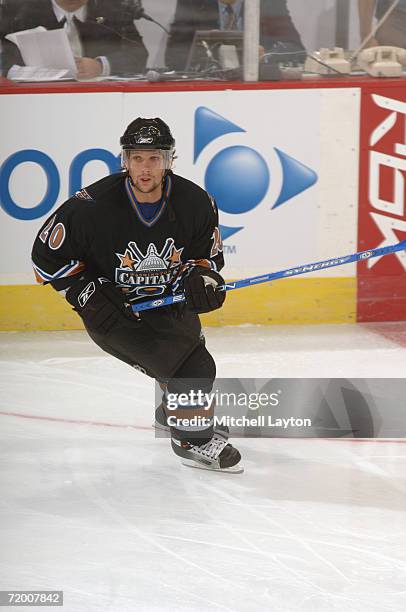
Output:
[183, 266, 226, 314]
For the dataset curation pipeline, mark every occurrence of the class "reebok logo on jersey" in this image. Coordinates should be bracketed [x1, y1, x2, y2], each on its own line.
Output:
[78, 282, 96, 307]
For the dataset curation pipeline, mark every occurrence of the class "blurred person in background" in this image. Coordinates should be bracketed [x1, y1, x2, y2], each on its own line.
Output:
[165, 0, 305, 72]
[358, 0, 406, 48]
[2, 0, 148, 78]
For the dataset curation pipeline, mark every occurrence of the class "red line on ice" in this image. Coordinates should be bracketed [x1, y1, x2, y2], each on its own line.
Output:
[0, 410, 152, 431]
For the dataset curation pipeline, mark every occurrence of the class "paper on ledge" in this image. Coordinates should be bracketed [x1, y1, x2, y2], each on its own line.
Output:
[7, 65, 72, 81]
[5, 27, 77, 76]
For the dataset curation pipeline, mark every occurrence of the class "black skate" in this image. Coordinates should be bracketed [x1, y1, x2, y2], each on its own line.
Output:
[171, 432, 243, 474]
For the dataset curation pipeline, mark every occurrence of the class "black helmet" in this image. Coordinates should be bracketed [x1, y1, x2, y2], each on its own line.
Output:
[120, 117, 175, 151]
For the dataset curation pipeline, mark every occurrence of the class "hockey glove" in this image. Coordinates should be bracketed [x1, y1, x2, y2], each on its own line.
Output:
[65, 276, 138, 333]
[183, 266, 226, 314]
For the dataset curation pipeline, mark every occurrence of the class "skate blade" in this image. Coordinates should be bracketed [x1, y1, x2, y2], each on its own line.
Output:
[181, 458, 244, 474]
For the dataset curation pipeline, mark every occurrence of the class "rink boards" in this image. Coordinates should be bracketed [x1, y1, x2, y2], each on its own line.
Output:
[0, 83, 405, 329]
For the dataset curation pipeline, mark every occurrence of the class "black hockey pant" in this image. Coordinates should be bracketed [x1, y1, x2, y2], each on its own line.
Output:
[85, 307, 216, 442]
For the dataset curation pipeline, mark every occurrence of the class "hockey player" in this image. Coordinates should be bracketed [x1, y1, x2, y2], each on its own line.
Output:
[31, 117, 243, 474]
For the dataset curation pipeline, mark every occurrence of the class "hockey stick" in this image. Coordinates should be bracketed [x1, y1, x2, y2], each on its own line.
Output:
[131, 240, 406, 313]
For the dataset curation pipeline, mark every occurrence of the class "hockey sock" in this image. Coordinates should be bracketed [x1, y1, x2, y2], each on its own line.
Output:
[167, 344, 216, 445]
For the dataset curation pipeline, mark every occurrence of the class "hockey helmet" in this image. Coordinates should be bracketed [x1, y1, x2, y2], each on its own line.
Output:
[121, 118, 175, 172]
[120, 117, 175, 151]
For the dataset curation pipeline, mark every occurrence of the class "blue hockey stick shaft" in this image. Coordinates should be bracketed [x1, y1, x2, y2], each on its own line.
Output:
[132, 240, 406, 313]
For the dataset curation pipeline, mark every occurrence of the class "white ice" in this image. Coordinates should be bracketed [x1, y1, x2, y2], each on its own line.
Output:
[1, 323, 406, 612]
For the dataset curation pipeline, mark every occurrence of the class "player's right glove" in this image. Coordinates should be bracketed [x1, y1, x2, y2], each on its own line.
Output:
[65, 276, 139, 333]
[183, 266, 226, 314]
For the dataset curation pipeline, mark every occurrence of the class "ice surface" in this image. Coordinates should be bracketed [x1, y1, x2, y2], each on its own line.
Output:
[1, 323, 406, 611]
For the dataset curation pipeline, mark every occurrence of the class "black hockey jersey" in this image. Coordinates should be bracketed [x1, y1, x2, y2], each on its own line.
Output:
[31, 171, 224, 302]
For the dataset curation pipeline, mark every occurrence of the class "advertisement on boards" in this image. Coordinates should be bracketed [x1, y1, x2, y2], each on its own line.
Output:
[0, 86, 359, 328]
[358, 87, 406, 322]
[1, 88, 355, 282]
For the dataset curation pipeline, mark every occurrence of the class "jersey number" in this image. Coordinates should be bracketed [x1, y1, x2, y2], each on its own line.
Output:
[210, 227, 223, 257]
[39, 215, 66, 250]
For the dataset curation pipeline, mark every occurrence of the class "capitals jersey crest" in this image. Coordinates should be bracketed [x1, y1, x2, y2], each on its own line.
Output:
[115, 238, 184, 299]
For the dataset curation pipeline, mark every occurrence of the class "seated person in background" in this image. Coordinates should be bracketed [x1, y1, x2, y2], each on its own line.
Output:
[358, 0, 406, 49]
[165, 0, 305, 72]
[2, 0, 148, 78]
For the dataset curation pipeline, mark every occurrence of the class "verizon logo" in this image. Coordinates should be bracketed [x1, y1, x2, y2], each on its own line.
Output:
[368, 94, 406, 271]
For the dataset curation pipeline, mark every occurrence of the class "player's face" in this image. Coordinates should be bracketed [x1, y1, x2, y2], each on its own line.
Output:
[125, 150, 166, 199]
[55, 0, 88, 12]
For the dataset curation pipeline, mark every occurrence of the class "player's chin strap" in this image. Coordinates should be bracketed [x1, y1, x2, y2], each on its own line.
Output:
[131, 240, 406, 314]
